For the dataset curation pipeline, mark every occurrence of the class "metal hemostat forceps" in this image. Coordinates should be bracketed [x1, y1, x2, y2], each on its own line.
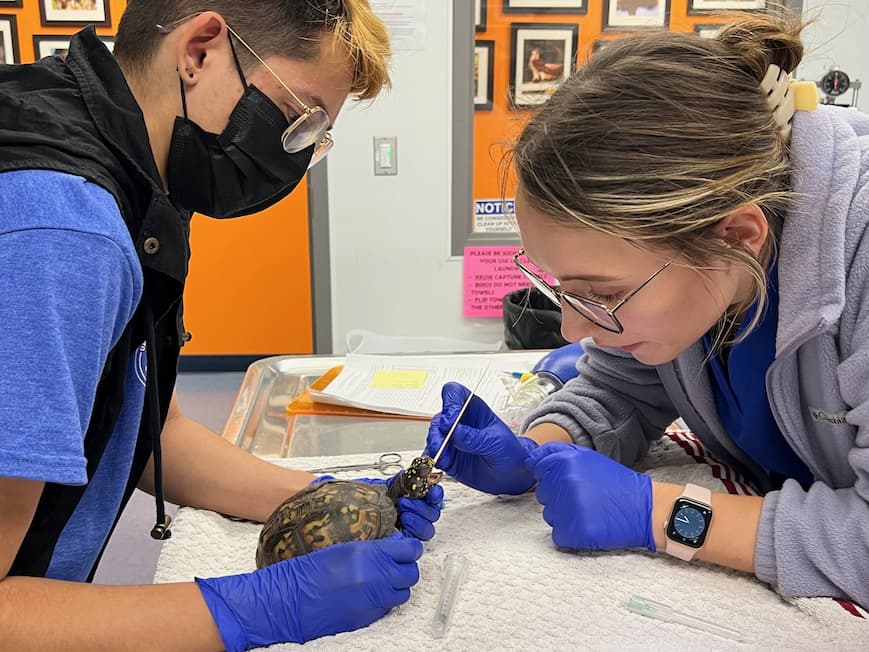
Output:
[306, 452, 404, 476]
[386, 368, 489, 502]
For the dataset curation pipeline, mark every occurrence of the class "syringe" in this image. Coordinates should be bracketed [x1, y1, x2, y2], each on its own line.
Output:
[432, 553, 469, 638]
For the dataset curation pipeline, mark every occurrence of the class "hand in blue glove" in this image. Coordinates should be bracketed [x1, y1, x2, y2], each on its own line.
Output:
[526, 442, 655, 552]
[423, 382, 537, 495]
[197, 532, 423, 651]
[358, 477, 444, 541]
[310, 475, 444, 541]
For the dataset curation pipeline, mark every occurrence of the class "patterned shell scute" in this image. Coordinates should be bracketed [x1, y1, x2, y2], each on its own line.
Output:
[256, 480, 398, 568]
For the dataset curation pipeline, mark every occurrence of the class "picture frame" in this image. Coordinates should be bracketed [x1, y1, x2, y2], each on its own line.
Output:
[503, 0, 586, 13]
[694, 23, 723, 38]
[603, 0, 670, 30]
[33, 35, 72, 60]
[474, 40, 495, 111]
[34, 34, 114, 59]
[510, 23, 578, 109]
[475, 0, 487, 32]
[39, 0, 111, 27]
[0, 14, 19, 64]
[688, 0, 766, 12]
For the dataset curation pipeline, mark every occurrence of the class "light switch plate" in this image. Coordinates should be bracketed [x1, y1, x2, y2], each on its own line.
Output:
[374, 137, 398, 176]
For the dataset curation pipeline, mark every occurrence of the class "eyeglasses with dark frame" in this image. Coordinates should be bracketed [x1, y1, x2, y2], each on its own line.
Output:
[157, 13, 333, 168]
[512, 249, 672, 334]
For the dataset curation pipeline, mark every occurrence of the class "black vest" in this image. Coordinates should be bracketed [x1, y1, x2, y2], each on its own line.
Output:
[0, 28, 191, 579]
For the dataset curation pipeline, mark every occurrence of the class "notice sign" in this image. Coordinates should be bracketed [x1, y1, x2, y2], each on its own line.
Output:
[473, 198, 516, 234]
[464, 246, 529, 318]
[370, 0, 427, 51]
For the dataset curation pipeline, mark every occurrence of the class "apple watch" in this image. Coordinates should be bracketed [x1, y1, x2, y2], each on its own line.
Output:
[664, 483, 712, 561]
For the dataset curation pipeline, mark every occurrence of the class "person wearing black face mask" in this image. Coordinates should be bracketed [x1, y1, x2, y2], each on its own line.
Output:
[0, 3, 443, 651]
[164, 20, 323, 218]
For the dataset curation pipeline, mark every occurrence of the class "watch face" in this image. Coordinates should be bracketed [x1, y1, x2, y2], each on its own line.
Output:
[666, 498, 712, 548]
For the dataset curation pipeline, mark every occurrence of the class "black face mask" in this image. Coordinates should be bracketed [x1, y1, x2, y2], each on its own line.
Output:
[166, 37, 314, 219]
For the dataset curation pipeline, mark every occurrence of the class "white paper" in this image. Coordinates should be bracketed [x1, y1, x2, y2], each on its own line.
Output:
[309, 354, 526, 418]
[370, 0, 427, 51]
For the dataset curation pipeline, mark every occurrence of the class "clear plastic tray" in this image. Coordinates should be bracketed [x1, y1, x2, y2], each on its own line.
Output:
[220, 351, 545, 459]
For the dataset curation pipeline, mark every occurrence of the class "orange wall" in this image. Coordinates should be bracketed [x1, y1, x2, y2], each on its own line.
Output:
[8, 0, 314, 357]
[182, 191, 314, 357]
[473, 0, 735, 203]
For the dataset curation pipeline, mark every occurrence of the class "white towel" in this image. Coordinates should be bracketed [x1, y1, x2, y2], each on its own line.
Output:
[154, 435, 867, 651]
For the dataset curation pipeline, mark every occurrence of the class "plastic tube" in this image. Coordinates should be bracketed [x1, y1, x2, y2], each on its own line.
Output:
[432, 553, 469, 638]
[628, 596, 749, 643]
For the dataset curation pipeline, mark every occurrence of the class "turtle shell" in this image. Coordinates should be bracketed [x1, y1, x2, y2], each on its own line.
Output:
[256, 480, 398, 568]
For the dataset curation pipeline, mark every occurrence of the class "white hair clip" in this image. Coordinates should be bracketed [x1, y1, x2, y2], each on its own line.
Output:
[760, 63, 819, 143]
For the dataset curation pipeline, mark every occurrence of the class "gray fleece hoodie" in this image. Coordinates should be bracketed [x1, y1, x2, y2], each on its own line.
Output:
[521, 105, 869, 608]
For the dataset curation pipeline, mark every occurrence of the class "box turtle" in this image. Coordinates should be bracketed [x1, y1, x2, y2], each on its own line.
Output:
[256, 455, 440, 568]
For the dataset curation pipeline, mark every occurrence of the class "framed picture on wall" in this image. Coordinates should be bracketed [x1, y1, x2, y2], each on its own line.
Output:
[510, 23, 578, 109]
[604, 0, 670, 30]
[475, 0, 487, 32]
[39, 0, 111, 27]
[474, 40, 495, 110]
[503, 0, 586, 13]
[33, 35, 72, 59]
[34, 34, 114, 58]
[694, 24, 722, 38]
[0, 14, 19, 64]
[688, 0, 765, 12]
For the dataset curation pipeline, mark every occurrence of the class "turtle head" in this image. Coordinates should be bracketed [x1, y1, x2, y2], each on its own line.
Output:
[387, 455, 442, 501]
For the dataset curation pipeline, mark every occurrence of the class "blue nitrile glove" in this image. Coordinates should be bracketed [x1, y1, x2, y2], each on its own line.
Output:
[357, 476, 444, 541]
[196, 533, 423, 651]
[532, 341, 585, 389]
[526, 442, 655, 552]
[424, 382, 537, 495]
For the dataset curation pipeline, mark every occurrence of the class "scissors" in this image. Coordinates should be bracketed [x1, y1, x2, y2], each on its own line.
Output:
[307, 452, 404, 477]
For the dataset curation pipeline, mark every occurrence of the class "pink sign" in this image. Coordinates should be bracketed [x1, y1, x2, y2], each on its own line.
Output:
[463, 246, 554, 318]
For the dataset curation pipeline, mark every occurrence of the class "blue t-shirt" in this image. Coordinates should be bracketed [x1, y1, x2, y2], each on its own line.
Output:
[0, 169, 144, 581]
[702, 265, 813, 488]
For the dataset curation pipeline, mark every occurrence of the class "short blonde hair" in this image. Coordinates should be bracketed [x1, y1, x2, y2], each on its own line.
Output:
[510, 11, 806, 346]
[330, 0, 392, 100]
[115, 0, 392, 101]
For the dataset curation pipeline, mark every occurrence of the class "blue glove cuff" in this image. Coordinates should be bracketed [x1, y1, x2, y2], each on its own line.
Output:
[517, 436, 538, 456]
[195, 577, 249, 652]
[312, 474, 336, 484]
[514, 436, 540, 494]
[640, 474, 656, 553]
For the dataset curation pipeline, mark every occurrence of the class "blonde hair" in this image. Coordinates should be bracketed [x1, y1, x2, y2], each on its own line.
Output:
[330, 0, 392, 100]
[115, 0, 391, 101]
[510, 11, 807, 347]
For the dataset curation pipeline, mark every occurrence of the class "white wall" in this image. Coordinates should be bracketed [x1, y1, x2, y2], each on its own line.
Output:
[327, 2, 503, 353]
[798, 0, 867, 108]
